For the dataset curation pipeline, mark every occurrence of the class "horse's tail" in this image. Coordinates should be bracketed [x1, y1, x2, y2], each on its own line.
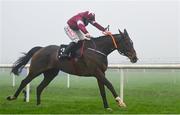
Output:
[11, 46, 42, 75]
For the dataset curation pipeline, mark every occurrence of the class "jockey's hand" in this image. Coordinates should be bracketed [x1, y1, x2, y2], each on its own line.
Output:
[103, 30, 111, 35]
[85, 33, 92, 40]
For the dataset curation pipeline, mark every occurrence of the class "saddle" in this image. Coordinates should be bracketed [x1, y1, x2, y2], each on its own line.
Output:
[58, 41, 84, 60]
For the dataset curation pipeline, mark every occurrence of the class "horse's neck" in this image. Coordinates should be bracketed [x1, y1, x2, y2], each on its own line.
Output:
[94, 35, 117, 55]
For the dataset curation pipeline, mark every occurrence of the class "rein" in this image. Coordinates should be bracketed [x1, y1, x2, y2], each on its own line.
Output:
[103, 32, 118, 49]
[80, 40, 85, 56]
[86, 32, 118, 57]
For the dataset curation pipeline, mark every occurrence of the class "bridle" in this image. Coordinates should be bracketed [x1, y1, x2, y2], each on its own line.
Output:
[103, 32, 118, 49]
[103, 32, 127, 56]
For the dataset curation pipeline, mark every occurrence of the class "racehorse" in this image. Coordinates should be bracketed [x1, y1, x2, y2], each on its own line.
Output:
[7, 29, 138, 110]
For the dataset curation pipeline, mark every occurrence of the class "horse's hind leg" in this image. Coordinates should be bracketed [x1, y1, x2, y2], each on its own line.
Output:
[7, 72, 39, 101]
[36, 69, 59, 105]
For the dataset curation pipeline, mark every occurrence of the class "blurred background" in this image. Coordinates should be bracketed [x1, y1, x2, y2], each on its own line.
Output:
[0, 0, 180, 64]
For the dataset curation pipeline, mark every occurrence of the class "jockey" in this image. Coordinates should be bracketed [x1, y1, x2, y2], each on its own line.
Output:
[61, 11, 109, 58]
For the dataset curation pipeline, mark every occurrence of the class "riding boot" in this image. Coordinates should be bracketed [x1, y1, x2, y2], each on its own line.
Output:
[61, 42, 76, 58]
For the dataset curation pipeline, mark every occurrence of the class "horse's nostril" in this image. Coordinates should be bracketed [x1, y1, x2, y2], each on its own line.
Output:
[131, 57, 137, 63]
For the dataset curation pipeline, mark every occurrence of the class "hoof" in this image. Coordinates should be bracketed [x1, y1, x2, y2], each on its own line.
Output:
[117, 101, 127, 107]
[106, 108, 113, 112]
[7, 96, 16, 101]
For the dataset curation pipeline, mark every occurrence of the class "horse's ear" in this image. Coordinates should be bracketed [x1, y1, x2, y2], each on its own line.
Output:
[124, 29, 129, 37]
[118, 29, 123, 36]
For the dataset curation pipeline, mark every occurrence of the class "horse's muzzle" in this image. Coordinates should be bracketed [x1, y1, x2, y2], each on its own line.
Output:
[130, 56, 138, 63]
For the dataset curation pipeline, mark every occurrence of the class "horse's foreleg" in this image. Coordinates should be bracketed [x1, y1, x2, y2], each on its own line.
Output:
[96, 78, 110, 110]
[103, 77, 126, 107]
[95, 69, 126, 108]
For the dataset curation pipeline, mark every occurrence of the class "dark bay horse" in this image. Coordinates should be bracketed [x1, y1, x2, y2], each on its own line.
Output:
[7, 29, 138, 110]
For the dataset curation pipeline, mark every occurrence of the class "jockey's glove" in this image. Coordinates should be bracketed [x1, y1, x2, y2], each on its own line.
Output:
[103, 30, 111, 35]
[85, 33, 92, 40]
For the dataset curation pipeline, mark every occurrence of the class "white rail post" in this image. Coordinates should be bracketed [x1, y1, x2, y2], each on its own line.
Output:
[26, 67, 30, 102]
[67, 74, 70, 88]
[143, 69, 146, 73]
[125, 69, 128, 84]
[12, 74, 15, 87]
[120, 69, 124, 101]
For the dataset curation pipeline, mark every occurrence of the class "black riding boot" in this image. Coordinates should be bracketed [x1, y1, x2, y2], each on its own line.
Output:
[61, 42, 76, 58]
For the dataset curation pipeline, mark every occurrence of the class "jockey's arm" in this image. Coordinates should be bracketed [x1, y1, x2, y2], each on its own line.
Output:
[77, 20, 91, 38]
[77, 20, 88, 34]
[90, 21, 106, 32]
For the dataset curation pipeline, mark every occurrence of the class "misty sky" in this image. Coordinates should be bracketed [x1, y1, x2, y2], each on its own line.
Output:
[0, 0, 180, 64]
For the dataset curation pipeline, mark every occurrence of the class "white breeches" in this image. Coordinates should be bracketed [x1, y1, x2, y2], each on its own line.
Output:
[64, 26, 86, 43]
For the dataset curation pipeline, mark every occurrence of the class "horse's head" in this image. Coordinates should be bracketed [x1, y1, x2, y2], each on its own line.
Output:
[117, 29, 138, 63]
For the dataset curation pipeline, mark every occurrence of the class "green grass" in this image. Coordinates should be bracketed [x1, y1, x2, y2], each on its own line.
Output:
[0, 69, 180, 114]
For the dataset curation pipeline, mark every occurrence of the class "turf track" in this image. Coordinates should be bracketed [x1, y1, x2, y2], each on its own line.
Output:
[0, 69, 180, 114]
